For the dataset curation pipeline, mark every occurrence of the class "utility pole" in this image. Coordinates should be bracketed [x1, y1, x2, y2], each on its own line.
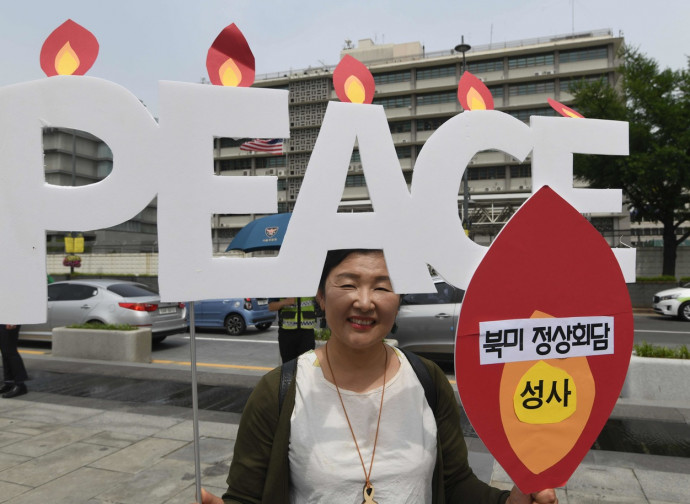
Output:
[455, 36, 472, 233]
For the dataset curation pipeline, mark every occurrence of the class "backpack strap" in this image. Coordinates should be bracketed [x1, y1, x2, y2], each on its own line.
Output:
[279, 357, 298, 413]
[279, 348, 438, 414]
[399, 347, 438, 413]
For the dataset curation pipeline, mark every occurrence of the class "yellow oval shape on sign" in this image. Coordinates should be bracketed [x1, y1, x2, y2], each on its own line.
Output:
[513, 360, 576, 424]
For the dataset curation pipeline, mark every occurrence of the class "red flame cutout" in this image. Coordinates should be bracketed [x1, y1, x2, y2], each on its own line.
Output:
[206, 23, 255, 87]
[456, 186, 633, 492]
[457, 71, 494, 110]
[548, 98, 585, 118]
[40, 19, 99, 76]
[333, 55, 375, 104]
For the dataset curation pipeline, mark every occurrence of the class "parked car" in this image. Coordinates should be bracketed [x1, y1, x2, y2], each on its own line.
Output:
[652, 284, 690, 321]
[190, 298, 276, 336]
[19, 279, 187, 343]
[394, 278, 464, 360]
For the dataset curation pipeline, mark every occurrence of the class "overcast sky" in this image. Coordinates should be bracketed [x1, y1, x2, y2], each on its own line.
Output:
[1, 0, 687, 117]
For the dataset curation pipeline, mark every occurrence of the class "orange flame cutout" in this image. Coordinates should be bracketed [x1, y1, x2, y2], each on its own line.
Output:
[206, 23, 255, 87]
[548, 98, 585, 118]
[333, 55, 375, 104]
[40, 19, 99, 76]
[457, 71, 494, 110]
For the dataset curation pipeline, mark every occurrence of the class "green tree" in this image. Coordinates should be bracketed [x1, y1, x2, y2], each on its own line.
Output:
[571, 47, 690, 276]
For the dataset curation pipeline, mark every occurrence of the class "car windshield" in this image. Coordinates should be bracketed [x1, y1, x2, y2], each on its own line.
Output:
[107, 283, 157, 298]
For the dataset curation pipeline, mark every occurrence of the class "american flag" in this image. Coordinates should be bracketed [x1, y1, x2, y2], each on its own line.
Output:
[239, 138, 283, 154]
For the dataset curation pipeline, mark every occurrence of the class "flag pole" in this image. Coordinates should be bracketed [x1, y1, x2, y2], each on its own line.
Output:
[188, 301, 202, 503]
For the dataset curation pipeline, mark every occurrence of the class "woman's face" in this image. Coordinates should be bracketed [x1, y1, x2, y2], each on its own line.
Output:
[317, 251, 400, 351]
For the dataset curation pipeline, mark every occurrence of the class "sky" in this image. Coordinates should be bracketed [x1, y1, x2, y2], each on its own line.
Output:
[0, 0, 688, 117]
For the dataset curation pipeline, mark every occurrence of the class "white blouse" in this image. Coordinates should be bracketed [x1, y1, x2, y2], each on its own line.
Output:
[289, 347, 437, 503]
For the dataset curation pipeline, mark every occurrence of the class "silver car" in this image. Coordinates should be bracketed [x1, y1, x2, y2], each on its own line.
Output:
[19, 279, 187, 343]
[394, 278, 464, 360]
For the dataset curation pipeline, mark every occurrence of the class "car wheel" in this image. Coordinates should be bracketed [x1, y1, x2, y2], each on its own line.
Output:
[678, 302, 690, 321]
[152, 335, 167, 344]
[255, 322, 272, 331]
[225, 314, 246, 336]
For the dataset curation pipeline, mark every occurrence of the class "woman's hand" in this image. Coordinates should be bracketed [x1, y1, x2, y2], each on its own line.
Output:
[507, 485, 558, 504]
[192, 488, 223, 504]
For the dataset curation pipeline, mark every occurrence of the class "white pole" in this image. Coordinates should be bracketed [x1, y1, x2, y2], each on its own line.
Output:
[188, 302, 202, 503]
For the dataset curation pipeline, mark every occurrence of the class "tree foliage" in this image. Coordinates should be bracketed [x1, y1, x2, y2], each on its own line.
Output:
[571, 47, 690, 276]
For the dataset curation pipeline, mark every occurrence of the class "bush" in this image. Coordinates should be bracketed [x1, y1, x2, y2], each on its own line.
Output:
[67, 322, 137, 331]
[314, 327, 330, 341]
[634, 341, 689, 359]
[635, 276, 677, 283]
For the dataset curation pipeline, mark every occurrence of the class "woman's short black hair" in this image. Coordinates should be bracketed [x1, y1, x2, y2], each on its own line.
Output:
[318, 249, 382, 294]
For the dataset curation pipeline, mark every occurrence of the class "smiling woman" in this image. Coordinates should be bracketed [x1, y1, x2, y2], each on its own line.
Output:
[198, 249, 558, 504]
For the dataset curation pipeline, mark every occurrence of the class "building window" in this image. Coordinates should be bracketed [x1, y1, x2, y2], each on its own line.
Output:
[559, 46, 608, 64]
[277, 179, 287, 191]
[345, 174, 367, 187]
[508, 53, 554, 69]
[350, 150, 361, 162]
[590, 217, 614, 234]
[416, 117, 450, 131]
[468, 166, 504, 180]
[256, 156, 286, 168]
[560, 74, 607, 91]
[278, 202, 288, 213]
[220, 158, 252, 171]
[417, 91, 456, 106]
[507, 107, 557, 121]
[488, 85, 504, 98]
[390, 121, 412, 133]
[219, 138, 244, 148]
[510, 165, 531, 178]
[467, 59, 504, 73]
[374, 70, 411, 85]
[396, 146, 412, 159]
[508, 81, 555, 96]
[416, 65, 456, 80]
[373, 95, 411, 109]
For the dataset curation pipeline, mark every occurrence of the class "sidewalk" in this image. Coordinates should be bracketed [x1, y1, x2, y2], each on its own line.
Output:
[0, 355, 688, 503]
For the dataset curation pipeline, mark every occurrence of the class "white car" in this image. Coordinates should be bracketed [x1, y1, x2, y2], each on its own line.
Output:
[394, 277, 464, 361]
[652, 284, 690, 321]
[20, 279, 187, 343]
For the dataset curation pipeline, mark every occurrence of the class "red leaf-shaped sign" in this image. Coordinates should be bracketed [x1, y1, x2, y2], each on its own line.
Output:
[456, 186, 633, 493]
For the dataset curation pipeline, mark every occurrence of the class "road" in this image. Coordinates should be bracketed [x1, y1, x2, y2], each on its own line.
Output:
[145, 312, 690, 370]
[18, 312, 690, 372]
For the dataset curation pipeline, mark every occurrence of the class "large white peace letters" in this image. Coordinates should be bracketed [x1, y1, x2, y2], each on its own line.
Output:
[156, 81, 288, 301]
[0, 76, 159, 322]
[0, 78, 631, 323]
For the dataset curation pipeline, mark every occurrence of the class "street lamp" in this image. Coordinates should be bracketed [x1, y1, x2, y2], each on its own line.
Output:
[455, 36, 471, 233]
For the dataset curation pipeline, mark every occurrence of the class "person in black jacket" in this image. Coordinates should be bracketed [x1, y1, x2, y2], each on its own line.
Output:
[0, 324, 28, 398]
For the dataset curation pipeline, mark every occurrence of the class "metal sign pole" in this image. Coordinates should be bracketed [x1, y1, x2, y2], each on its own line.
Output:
[188, 301, 202, 503]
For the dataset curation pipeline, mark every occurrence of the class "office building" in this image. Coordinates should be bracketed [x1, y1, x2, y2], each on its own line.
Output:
[215, 28, 630, 251]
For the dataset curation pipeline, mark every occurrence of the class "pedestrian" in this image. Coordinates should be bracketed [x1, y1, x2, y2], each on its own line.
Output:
[0, 324, 28, 398]
[197, 249, 557, 504]
[268, 296, 317, 362]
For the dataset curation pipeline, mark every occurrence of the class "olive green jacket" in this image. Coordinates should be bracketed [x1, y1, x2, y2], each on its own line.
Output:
[222, 355, 510, 504]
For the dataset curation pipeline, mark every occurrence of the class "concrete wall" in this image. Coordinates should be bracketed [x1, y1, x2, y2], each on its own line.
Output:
[621, 355, 690, 403]
[635, 247, 690, 278]
[47, 249, 690, 308]
[50, 248, 690, 279]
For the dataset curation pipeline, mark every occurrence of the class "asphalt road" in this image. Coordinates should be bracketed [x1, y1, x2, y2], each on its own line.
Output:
[153, 312, 690, 370]
[18, 312, 690, 373]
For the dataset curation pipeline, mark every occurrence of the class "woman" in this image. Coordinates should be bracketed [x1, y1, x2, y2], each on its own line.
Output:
[199, 249, 557, 503]
[0, 324, 28, 398]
